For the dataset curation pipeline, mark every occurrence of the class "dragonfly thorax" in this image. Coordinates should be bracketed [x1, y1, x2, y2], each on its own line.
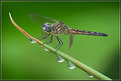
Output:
[42, 23, 52, 32]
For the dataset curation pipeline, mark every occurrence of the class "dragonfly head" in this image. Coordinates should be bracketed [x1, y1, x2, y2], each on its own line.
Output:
[42, 23, 52, 32]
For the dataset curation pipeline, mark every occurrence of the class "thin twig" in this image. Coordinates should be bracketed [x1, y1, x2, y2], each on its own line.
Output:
[9, 12, 112, 80]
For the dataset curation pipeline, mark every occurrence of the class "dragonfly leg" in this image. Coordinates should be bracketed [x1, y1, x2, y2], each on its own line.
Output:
[57, 36, 63, 50]
[37, 34, 50, 40]
[43, 35, 53, 44]
[55, 36, 63, 52]
[55, 36, 61, 49]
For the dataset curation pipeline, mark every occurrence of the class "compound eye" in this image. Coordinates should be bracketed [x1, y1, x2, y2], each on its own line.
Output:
[42, 27, 46, 31]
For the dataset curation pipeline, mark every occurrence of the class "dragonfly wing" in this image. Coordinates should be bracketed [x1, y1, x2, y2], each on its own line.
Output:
[30, 12, 57, 26]
[69, 32, 74, 48]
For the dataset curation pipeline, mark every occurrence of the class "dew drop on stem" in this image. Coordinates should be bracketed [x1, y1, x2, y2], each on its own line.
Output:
[41, 45, 49, 51]
[89, 75, 93, 78]
[56, 55, 65, 63]
[30, 39, 37, 43]
[67, 61, 76, 69]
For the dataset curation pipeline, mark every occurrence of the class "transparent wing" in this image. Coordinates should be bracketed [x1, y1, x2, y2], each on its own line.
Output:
[30, 12, 58, 26]
[69, 32, 73, 48]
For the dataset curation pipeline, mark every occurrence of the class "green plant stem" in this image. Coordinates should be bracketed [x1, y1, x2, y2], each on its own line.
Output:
[9, 12, 112, 80]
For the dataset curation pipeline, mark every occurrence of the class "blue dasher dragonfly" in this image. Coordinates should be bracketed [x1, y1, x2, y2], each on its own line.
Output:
[30, 12, 108, 51]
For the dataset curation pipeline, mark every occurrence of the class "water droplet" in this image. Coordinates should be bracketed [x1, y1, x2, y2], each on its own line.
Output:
[30, 39, 36, 43]
[56, 55, 65, 63]
[67, 61, 76, 69]
[41, 45, 49, 51]
[89, 75, 93, 78]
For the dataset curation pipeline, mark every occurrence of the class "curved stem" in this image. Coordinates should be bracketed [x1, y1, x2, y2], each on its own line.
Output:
[9, 12, 112, 80]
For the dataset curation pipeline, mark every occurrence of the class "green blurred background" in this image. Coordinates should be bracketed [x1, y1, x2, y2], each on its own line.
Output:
[1, 2, 120, 80]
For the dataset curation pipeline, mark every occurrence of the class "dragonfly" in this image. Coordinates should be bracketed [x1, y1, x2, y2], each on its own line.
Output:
[30, 12, 108, 51]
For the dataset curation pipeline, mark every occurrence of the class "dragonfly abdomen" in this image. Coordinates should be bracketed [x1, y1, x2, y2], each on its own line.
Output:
[70, 29, 108, 36]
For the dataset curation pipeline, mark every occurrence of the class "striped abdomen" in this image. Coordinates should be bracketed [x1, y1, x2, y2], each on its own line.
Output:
[70, 29, 108, 36]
